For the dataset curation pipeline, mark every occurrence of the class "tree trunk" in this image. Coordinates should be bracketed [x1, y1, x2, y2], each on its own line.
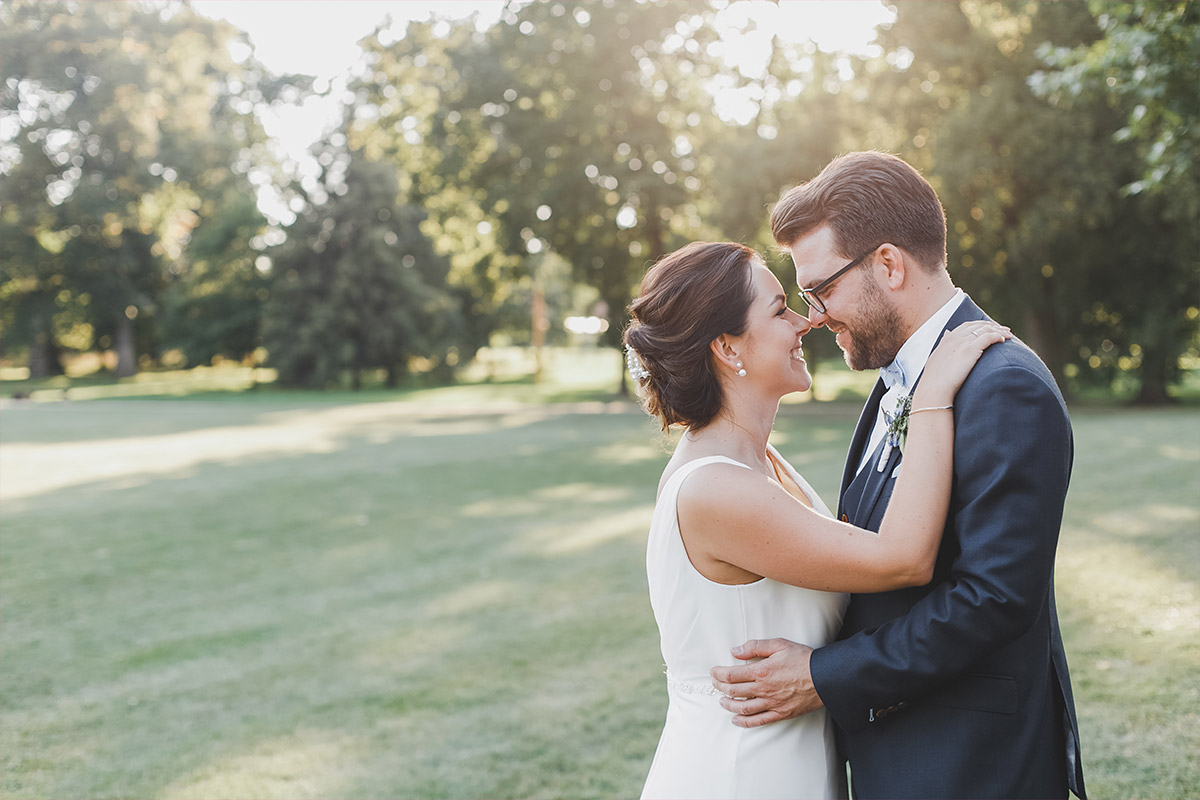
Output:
[27, 311, 64, 378]
[1134, 347, 1171, 405]
[1024, 275, 1069, 399]
[618, 346, 629, 397]
[115, 312, 138, 378]
[531, 281, 546, 384]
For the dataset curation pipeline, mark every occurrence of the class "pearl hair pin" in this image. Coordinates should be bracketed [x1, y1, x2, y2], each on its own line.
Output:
[626, 347, 650, 381]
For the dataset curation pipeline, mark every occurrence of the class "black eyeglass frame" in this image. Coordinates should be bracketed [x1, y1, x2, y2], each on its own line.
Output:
[797, 245, 880, 315]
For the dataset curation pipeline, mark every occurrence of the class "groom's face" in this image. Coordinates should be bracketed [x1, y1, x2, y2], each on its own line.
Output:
[789, 225, 904, 371]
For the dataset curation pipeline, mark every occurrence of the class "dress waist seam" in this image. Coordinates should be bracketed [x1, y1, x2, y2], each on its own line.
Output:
[664, 669, 723, 697]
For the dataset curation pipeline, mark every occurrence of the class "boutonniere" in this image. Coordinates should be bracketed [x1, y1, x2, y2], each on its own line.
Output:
[878, 393, 912, 472]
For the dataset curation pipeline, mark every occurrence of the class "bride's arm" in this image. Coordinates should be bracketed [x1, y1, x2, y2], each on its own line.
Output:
[678, 321, 1009, 594]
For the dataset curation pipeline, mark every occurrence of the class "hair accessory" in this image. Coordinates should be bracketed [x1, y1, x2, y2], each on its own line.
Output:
[626, 346, 650, 381]
[736, 361, 746, 377]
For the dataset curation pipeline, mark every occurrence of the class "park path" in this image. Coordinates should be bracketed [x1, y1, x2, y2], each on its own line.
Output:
[0, 398, 640, 503]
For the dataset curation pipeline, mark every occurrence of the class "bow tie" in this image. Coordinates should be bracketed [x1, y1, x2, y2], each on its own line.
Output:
[880, 361, 906, 391]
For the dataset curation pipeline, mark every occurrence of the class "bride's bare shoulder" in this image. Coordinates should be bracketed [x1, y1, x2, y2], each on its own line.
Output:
[656, 443, 749, 499]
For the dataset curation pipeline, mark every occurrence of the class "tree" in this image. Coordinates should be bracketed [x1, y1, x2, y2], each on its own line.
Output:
[348, 1, 730, 392]
[859, 0, 1196, 402]
[461, 0, 706, 348]
[158, 187, 269, 367]
[0, 127, 68, 376]
[0, 1, 280, 376]
[1029, 0, 1199, 402]
[263, 147, 464, 389]
[348, 18, 519, 361]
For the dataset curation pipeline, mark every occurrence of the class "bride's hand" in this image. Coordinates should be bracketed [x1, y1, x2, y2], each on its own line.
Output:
[914, 321, 1011, 407]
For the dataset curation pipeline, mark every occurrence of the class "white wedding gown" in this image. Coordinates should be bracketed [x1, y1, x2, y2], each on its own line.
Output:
[642, 446, 849, 800]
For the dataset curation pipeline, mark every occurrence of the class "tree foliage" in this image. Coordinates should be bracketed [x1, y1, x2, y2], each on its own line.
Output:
[1, 0, 1195, 401]
[0, 0, 280, 375]
[859, 0, 1197, 401]
[262, 148, 463, 388]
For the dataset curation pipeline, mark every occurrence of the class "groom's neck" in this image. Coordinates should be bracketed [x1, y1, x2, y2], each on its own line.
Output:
[897, 270, 957, 340]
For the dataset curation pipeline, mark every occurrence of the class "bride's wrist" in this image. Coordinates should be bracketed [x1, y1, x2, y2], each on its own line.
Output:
[911, 387, 954, 408]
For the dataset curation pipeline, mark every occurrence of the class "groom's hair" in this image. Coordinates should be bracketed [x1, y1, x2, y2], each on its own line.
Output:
[625, 242, 758, 431]
[770, 151, 947, 273]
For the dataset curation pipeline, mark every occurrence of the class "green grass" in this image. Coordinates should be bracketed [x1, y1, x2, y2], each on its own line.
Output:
[1, 362, 1196, 799]
[1, 345, 882, 406]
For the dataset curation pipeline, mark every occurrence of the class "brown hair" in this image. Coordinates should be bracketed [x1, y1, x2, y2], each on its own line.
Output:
[624, 242, 758, 430]
[770, 151, 947, 272]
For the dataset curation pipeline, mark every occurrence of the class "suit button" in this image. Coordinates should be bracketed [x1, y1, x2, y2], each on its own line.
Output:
[840, 514, 849, 522]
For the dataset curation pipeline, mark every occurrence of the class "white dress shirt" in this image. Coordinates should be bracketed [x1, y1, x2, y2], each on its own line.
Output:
[857, 289, 966, 475]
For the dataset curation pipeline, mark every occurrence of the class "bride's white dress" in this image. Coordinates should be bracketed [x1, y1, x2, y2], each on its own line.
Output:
[641, 446, 849, 800]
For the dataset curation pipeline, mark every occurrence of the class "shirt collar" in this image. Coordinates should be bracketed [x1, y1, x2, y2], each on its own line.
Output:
[883, 288, 966, 392]
[880, 361, 905, 390]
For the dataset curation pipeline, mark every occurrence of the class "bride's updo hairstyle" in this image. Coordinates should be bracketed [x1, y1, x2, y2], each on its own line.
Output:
[624, 241, 758, 431]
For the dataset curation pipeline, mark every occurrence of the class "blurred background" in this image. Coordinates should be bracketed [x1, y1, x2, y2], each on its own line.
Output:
[2, 0, 1197, 399]
[1, 2, 1197, 799]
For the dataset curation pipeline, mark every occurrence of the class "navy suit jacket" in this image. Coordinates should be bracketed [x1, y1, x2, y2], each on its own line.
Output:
[809, 297, 1086, 800]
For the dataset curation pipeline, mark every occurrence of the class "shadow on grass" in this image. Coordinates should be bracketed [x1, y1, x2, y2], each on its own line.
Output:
[1, 402, 679, 799]
[1052, 408, 1199, 798]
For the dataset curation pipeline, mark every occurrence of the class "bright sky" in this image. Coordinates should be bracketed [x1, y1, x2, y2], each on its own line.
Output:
[191, 0, 894, 220]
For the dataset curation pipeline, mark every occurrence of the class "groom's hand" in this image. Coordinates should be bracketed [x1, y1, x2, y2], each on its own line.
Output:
[710, 638, 823, 728]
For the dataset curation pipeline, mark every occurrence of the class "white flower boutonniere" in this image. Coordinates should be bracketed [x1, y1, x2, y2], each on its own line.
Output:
[877, 393, 912, 472]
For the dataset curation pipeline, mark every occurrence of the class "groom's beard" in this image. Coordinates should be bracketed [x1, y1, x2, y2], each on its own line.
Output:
[840, 278, 905, 371]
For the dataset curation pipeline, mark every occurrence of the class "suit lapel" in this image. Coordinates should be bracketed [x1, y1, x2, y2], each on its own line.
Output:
[838, 377, 887, 520]
[851, 397, 904, 528]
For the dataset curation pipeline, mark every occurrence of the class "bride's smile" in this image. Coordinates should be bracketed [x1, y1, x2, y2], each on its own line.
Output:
[731, 260, 813, 396]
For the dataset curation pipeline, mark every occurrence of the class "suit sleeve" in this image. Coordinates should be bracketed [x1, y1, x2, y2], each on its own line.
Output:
[810, 354, 1072, 734]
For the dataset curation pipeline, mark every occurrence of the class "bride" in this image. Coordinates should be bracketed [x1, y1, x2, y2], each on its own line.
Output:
[623, 241, 1008, 800]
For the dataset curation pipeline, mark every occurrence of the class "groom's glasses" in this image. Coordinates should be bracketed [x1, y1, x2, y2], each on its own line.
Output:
[797, 246, 878, 315]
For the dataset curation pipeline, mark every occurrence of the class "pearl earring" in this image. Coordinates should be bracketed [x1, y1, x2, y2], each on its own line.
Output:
[736, 361, 746, 377]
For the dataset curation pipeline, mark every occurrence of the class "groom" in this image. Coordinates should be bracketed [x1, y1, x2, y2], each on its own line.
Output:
[711, 152, 1086, 799]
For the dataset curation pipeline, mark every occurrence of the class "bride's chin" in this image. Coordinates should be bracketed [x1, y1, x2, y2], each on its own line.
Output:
[782, 374, 813, 395]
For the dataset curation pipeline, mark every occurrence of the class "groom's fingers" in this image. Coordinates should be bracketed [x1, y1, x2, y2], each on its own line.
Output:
[710, 676, 754, 700]
[710, 637, 786, 684]
[731, 637, 788, 660]
[731, 710, 787, 729]
[719, 695, 774, 717]
[710, 665, 756, 689]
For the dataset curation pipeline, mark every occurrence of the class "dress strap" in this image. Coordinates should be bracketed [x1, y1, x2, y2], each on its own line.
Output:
[765, 443, 832, 518]
[659, 455, 752, 500]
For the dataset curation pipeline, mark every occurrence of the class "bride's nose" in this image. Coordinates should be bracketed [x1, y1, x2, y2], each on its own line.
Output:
[790, 309, 813, 335]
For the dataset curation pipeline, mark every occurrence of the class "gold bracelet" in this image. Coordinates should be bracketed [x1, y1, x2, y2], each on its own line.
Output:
[910, 405, 953, 415]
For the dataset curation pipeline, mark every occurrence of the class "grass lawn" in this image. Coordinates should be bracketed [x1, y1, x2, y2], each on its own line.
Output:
[1, 354, 1196, 798]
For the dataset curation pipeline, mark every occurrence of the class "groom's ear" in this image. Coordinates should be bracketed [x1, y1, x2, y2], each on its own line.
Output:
[877, 244, 907, 291]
